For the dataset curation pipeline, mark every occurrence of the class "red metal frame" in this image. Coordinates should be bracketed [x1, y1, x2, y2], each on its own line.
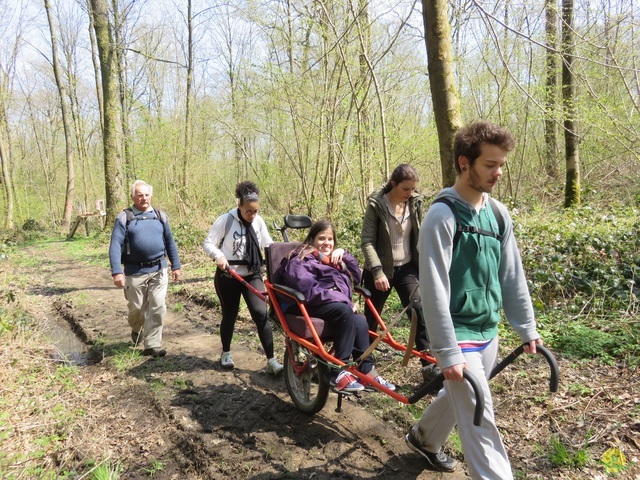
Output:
[265, 280, 437, 404]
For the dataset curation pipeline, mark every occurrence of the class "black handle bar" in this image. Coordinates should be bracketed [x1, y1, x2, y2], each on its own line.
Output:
[408, 370, 485, 427]
[489, 343, 559, 392]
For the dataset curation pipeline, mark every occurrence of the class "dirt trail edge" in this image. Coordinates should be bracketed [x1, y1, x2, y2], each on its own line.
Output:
[23, 240, 468, 480]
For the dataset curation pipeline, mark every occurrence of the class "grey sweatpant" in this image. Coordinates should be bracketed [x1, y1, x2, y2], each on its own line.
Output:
[411, 338, 513, 480]
[124, 268, 168, 349]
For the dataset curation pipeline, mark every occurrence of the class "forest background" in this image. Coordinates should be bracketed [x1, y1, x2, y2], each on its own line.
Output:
[2, 0, 639, 230]
[2, 0, 639, 343]
[0, 1, 640, 477]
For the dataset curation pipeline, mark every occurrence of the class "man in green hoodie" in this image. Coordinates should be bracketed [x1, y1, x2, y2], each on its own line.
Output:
[404, 120, 543, 479]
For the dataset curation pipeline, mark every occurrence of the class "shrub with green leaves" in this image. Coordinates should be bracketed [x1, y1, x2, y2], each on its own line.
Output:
[517, 206, 639, 316]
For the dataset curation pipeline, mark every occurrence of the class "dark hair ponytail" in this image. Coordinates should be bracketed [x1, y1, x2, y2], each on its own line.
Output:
[383, 164, 419, 193]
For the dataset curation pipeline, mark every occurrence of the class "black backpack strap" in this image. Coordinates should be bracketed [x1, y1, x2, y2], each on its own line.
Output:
[153, 208, 167, 225]
[431, 197, 463, 251]
[218, 213, 236, 249]
[431, 197, 503, 250]
[122, 208, 135, 256]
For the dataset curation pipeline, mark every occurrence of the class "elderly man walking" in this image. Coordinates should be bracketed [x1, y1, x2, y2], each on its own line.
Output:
[109, 180, 182, 357]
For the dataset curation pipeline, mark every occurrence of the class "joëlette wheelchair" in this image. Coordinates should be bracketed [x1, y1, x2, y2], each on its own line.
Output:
[228, 214, 559, 419]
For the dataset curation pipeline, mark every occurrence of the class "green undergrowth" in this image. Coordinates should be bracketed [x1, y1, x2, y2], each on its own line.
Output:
[5, 202, 639, 368]
[0, 302, 118, 478]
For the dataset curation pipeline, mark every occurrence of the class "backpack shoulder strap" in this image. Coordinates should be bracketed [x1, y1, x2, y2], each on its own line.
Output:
[121, 208, 134, 227]
[153, 208, 167, 225]
[487, 197, 505, 241]
[431, 197, 504, 249]
[431, 197, 464, 251]
[218, 213, 236, 249]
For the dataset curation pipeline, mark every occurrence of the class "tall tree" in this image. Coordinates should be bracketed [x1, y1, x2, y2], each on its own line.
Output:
[422, 0, 461, 187]
[544, 0, 559, 178]
[111, 0, 135, 185]
[0, 130, 13, 230]
[44, 0, 75, 229]
[90, 0, 125, 223]
[561, 0, 580, 207]
[181, 0, 194, 206]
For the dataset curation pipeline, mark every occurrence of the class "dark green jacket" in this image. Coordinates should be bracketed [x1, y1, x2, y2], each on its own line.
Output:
[360, 188, 424, 280]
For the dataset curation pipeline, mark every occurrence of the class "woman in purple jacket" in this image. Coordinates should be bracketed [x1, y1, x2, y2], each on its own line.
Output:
[281, 219, 395, 393]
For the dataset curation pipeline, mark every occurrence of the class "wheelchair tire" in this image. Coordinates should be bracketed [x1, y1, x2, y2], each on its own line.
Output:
[283, 341, 330, 415]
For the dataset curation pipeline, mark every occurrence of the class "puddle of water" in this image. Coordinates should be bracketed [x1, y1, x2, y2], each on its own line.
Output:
[43, 317, 92, 366]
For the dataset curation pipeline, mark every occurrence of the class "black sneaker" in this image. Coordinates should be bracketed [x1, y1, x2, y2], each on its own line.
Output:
[142, 347, 166, 358]
[405, 430, 457, 472]
[131, 330, 144, 346]
[421, 363, 441, 384]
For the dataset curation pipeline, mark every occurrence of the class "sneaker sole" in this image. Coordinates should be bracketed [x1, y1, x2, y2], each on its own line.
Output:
[405, 434, 456, 472]
[364, 384, 397, 392]
[331, 387, 362, 394]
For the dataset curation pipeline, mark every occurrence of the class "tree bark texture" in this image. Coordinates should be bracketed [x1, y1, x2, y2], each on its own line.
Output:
[422, 0, 461, 188]
[562, 0, 581, 207]
[544, 0, 559, 179]
[45, 0, 75, 229]
[90, 0, 124, 223]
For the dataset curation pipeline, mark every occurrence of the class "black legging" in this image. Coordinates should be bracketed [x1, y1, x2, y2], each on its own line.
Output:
[214, 268, 274, 358]
[363, 263, 430, 365]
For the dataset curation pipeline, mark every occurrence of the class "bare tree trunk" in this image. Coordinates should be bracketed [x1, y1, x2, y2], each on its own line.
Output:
[44, 0, 75, 230]
[0, 59, 15, 229]
[90, 0, 124, 223]
[357, 0, 372, 207]
[0, 130, 13, 230]
[422, 0, 461, 188]
[112, 0, 134, 185]
[86, 0, 104, 134]
[181, 0, 193, 207]
[562, 0, 580, 207]
[544, 0, 559, 178]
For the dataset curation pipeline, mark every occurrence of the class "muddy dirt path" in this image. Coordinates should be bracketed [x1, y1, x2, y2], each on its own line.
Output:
[20, 240, 470, 480]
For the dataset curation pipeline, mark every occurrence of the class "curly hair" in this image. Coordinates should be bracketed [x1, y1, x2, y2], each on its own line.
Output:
[453, 120, 515, 173]
[235, 181, 259, 205]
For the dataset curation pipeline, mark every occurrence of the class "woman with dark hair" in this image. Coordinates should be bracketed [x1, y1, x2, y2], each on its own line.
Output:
[281, 219, 395, 393]
[361, 164, 436, 381]
[203, 181, 283, 375]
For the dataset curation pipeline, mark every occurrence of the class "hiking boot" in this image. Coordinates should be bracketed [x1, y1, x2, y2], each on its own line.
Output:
[142, 347, 166, 358]
[131, 330, 144, 346]
[405, 430, 457, 472]
[266, 357, 284, 375]
[220, 351, 235, 370]
[421, 363, 441, 384]
[330, 371, 364, 393]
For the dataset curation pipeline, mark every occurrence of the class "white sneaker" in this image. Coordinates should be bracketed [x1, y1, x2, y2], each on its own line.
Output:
[220, 351, 234, 370]
[373, 375, 396, 391]
[267, 357, 284, 375]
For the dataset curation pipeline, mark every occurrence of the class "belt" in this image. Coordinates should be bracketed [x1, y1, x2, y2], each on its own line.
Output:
[134, 257, 163, 267]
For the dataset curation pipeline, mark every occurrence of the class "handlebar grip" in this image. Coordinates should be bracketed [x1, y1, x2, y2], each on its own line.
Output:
[408, 370, 485, 427]
[489, 343, 559, 392]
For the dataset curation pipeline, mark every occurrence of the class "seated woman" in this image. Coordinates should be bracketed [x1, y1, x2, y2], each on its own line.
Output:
[280, 219, 395, 393]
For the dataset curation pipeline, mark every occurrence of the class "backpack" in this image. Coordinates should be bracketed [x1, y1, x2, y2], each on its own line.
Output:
[218, 213, 236, 249]
[120, 207, 167, 257]
[431, 197, 505, 251]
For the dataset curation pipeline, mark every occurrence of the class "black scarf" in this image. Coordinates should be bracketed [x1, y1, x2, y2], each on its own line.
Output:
[239, 209, 263, 274]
